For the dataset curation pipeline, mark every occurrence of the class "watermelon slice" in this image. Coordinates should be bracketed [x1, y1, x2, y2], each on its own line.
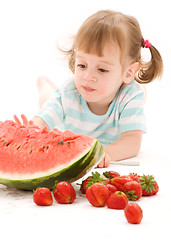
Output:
[0, 120, 104, 190]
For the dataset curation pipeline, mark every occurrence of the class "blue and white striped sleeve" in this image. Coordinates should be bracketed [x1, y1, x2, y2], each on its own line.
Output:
[118, 88, 146, 134]
[36, 90, 65, 130]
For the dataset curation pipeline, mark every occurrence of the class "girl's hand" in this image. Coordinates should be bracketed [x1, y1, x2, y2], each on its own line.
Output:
[96, 153, 111, 168]
[14, 114, 31, 126]
[13, 114, 40, 130]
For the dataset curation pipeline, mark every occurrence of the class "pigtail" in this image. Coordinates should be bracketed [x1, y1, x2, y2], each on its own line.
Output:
[136, 44, 163, 84]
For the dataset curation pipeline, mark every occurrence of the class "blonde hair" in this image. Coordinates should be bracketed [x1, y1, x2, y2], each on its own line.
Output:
[62, 10, 163, 84]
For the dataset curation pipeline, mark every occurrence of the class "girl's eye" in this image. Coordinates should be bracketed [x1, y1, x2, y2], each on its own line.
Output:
[99, 68, 109, 73]
[77, 64, 86, 69]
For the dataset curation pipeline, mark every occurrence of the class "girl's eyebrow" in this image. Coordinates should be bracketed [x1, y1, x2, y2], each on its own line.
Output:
[75, 53, 87, 59]
[76, 54, 114, 66]
[99, 60, 115, 66]
[76, 55, 84, 59]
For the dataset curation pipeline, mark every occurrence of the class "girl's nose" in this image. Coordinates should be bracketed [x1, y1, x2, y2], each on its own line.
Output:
[83, 70, 96, 82]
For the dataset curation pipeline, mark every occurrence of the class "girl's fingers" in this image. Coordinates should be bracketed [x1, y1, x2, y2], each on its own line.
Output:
[21, 114, 29, 126]
[104, 156, 111, 167]
[96, 160, 104, 168]
[14, 114, 29, 126]
[13, 115, 22, 126]
[96, 153, 111, 168]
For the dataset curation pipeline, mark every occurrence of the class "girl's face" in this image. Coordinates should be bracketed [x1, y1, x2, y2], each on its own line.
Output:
[74, 43, 125, 114]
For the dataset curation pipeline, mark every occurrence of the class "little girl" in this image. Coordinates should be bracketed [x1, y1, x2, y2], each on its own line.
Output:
[32, 10, 163, 167]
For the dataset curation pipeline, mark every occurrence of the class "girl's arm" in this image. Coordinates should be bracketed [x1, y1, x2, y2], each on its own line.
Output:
[13, 114, 49, 130]
[97, 130, 142, 167]
[32, 116, 50, 130]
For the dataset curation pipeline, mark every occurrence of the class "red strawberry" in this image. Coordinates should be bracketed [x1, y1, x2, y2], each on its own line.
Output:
[103, 171, 120, 179]
[33, 187, 53, 206]
[110, 175, 133, 192]
[129, 173, 140, 182]
[106, 191, 128, 210]
[124, 181, 142, 201]
[86, 183, 110, 207]
[124, 203, 143, 224]
[105, 178, 111, 184]
[139, 174, 159, 196]
[53, 181, 76, 204]
[87, 171, 109, 185]
[80, 176, 92, 194]
[106, 184, 117, 196]
[80, 172, 108, 193]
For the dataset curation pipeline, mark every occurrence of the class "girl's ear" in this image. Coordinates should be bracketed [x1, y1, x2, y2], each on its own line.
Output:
[123, 62, 140, 84]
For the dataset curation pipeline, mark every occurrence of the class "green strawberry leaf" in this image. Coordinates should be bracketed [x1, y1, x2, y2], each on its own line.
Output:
[125, 190, 138, 201]
[103, 171, 113, 179]
[53, 180, 59, 190]
[139, 174, 156, 193]
[86, 171, 107, 187]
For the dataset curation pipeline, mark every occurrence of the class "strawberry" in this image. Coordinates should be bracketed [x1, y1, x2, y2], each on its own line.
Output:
[129, 173, 140, 182]
[104, 178, 111, 184]
[106, 191, 128, 210]
[124, 181, 142, 201]
[106, 184, 118, 196]
[110, 175, 133, 192]
[80, 172, 108, 193]
[86, 183, 110, 207]
[53, 181, 76, 204]
[139, 174, 159, 196]
[80, 176, 92, 194]
[103, 171, 120, 179]
[124, 202, 143, 224]
[33, 187, 53, 206]
[87, 171, 109, 186]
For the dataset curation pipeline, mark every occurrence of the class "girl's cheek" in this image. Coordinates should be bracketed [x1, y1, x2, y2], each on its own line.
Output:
[74, 73, 79, 85]
[98, 88, 106, 95]
[74, 71, 82, 83]
[97, 82, 107, 94]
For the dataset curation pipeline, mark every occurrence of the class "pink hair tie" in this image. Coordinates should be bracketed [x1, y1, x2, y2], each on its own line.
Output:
[142, 40, 151, 48]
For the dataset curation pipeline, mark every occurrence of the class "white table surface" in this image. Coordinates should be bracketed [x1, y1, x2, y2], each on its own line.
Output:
[0, 147, 170, 240]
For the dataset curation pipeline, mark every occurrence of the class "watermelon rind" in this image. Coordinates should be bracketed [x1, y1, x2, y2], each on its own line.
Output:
[0, 140, 104, 190]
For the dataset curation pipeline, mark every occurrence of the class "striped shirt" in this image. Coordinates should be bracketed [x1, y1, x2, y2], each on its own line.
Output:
[36, 78, 146, 146]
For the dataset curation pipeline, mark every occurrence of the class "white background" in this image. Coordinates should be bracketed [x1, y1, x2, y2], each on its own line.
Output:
[0, 0, 170, 164]
[0, 1, 171, 238]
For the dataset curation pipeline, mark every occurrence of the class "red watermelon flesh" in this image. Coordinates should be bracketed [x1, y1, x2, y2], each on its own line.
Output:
[0, 120, 104, 189]
[0, 120, 96, 177]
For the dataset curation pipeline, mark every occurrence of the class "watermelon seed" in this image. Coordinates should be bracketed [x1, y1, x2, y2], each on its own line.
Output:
[67, 142, 70, 145]
[17, 146, 21, 150]
[6, 143, 10, 147]
[61, 141, 64, 145]
[30, 150, 33, 154]
[42, 146, 49, 150]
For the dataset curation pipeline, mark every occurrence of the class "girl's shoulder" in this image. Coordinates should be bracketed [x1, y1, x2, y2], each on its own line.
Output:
[60, 76, 76, 92]
[59, 77, 79, 96]
[49, 76, 78, 102]
[121, 79, 144, 94]
[118, 80, 145, 102]
[59, 77, 81, 105]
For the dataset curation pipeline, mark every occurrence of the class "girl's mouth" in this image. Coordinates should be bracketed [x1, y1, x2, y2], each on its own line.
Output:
[82, 86, 95, 92]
